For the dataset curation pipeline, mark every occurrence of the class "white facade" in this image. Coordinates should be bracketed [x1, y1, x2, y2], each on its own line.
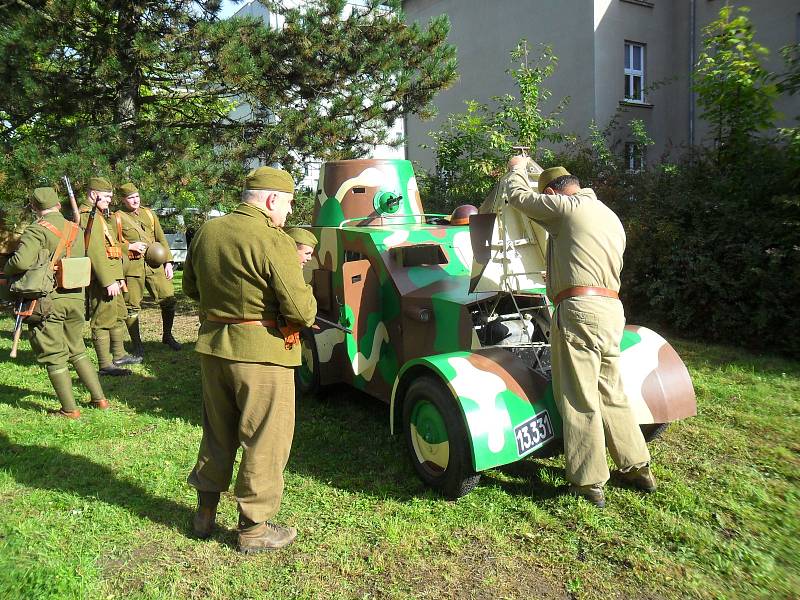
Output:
[402, 0, 799, 170]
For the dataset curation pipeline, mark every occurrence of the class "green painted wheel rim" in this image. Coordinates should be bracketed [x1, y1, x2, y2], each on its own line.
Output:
[409, 398, 450, 474]
[298, 340, 315, 388]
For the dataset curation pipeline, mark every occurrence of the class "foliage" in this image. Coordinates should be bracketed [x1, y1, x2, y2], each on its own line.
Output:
[1, 292, 799, 598]
[419, 41, 567, 213]
[693, 6, 777, 160]
[0, 0, 457, 220]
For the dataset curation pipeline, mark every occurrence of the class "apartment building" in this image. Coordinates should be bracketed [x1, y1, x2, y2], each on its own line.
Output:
[402, 0, 799, 170]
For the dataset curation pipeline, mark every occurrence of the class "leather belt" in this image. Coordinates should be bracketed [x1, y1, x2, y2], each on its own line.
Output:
[204, 315, 300, 350]
[553, 286, 619, 306]
[205, 315, 277, 327]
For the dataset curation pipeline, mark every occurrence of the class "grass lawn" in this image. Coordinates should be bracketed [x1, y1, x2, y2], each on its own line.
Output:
[1, 272, 798, 599]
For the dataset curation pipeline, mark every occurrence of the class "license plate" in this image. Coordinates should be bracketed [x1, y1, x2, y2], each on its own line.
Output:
[514, 410, 555, 456]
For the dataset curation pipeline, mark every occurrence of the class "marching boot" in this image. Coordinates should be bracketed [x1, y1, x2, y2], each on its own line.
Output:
[126, 315, 144, 357]
[47, 365, 80, 418]
[237, 515, 297, 553]
[161, 305, 182, 351]
[71, 353, 109, 409]
[192, 491, 220, 539]
[111, 323, 141, 366]
[94, 330, 131, 377]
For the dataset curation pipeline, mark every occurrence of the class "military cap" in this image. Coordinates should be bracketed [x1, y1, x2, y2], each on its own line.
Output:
[285, 227, 318, 248]
[118, 182, 138, 197]
[88, 176, 113, 192]
[537, 166, 571, 194]
[31, 187, 59, 210]
[244, 166, 294, 194]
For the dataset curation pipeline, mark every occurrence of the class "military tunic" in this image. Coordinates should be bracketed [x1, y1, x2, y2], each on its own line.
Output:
[5, 212, 106, 409]
[79, 201, 128, 366]
[113, 205, 176, 312]
[506, 167, 650, 487]
[184, 203, 317, 523]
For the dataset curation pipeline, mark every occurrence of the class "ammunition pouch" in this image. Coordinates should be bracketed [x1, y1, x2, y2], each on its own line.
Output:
[106, 246, 123, 260]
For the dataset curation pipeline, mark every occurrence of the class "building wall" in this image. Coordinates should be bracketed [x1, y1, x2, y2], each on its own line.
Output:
[403, 0, 595, 169]
[403, 0, 799, 171]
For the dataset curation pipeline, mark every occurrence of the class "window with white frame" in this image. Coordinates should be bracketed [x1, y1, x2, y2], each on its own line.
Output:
[625, 142, 645, 172]
[624, 42, 645, 102]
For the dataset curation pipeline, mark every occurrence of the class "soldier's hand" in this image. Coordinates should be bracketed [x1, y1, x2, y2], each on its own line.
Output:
[164, 262, 174, 280]
[106, 281, 122, 297]
[507, 155, 529, 171]
[129, 241, 147, 254]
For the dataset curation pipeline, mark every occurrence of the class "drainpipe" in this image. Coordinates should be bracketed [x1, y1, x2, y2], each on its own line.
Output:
[689, 0, 696, 149]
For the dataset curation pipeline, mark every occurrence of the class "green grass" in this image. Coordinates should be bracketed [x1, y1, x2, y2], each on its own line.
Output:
[1, 274, 798, 599]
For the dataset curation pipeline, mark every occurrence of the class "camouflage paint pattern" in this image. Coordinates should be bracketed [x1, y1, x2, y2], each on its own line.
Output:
[303, 159, 696, 476]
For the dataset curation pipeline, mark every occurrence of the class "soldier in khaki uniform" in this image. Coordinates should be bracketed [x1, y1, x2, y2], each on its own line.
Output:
[79, 177, 140, 376]
[285, 227, 318, 265]
[184, 166, 317, 553]
[505, 160, 654, 508]
[113, 182, 181, 355]
[5, 188, 109, 417]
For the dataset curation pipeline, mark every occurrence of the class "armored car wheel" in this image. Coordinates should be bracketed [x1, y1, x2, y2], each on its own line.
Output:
[402, 375, 480, 499]
[296, 329, 321, 396]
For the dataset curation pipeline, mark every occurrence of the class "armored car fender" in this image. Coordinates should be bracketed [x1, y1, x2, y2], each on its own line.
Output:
[390, 348, 563, 481]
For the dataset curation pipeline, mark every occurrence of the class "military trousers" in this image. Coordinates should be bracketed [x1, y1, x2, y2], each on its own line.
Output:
[551, 296, 650, 487]
[29, 296, 88, 366]
[188, 354, 296, 523]
[88, 280, 128, 331]
[124, 266, 175, 314]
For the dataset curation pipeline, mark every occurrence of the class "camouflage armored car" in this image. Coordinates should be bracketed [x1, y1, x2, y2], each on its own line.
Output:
[297, 158, 696, 498]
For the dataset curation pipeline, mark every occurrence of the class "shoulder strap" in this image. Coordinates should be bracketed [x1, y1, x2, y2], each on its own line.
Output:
[38, 220, 75, 270]
[114, 212, 127, 243]
[143, 207, 155, 230]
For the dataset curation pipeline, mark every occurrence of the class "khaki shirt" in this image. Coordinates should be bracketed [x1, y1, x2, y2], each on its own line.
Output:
[79, 202, 124, 288]
[183, 203, 317, 365]
[505, 167, 625, 300]
[5, 212, 85, 301]
[113, 206, 174, 277]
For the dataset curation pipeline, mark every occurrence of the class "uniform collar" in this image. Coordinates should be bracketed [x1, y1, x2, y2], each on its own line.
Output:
[233, 202, 279, 228]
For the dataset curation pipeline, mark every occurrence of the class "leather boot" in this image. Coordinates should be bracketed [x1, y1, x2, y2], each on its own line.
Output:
[615, 463, 657, 493]
[126, 316, 144, 357]
[238, 515, 297, 553]
[161, 305, 182, 351]
[193, 491, 220, 539]
[71, 353, 106, 404]
[47, 366, 78, 414]
[569, 483, 606, 508]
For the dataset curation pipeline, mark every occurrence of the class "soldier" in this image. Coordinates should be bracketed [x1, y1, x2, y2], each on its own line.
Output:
[114, 182, 182, 355]
[184, 166, 317, 553]
[505, 160, 655, 508]
[285, 227, 318, 266]
[79, 177, 140, 376]
[5, 188, 109, 417]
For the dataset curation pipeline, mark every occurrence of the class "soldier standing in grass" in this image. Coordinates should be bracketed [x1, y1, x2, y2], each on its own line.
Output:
[113, 182, 182, 355]
[184, 166, 316, 553]
[79, 177, 141, 376]
[5, 188, 109, 418]
[505, 159, 655, 508]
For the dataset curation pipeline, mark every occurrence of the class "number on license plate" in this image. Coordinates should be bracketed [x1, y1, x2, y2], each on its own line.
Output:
[514, 410, 554, 456]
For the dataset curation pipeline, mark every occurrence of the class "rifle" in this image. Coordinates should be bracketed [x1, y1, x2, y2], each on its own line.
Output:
[10, 298, 36, 358]
[61, 176, 80, 224]
[83, 191, 99, 250]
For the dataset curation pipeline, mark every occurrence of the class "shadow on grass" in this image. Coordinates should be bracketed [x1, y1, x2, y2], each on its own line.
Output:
[288, 385, 423, 500]
[0, 431, 194, 534]
[0, 383, 58, 412]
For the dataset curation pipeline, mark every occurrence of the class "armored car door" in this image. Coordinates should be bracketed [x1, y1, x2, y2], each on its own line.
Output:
[341, 259, 393, 402]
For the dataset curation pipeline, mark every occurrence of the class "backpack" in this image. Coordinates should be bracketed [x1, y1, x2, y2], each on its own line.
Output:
[9, 220, 90, 299]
